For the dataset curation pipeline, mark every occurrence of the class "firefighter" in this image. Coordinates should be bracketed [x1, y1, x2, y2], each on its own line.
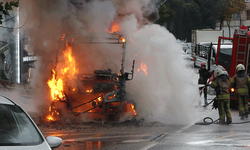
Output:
[211, 68, 232, 124]
[230, 64, 250, 120]
[198, 62, 213, 106]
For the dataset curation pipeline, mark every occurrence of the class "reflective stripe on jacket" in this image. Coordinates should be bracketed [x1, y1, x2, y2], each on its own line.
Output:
[211, 75, 230, 101]
[230, 74, 250, 95]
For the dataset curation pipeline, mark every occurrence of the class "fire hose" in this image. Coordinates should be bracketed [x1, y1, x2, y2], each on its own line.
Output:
[192, 74, 214, 105]
[195, 117, 250, 125]
[196, 97, 250, 125]
[194, 75, 250, 125]
[199, 74, 214, 94]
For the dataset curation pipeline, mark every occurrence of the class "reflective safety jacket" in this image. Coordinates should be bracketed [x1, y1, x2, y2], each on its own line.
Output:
[230, 70, 250, 96]
[211, 74, 230, 101]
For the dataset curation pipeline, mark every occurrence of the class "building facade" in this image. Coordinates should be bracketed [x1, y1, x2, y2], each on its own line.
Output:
[216, 1, 250, 37]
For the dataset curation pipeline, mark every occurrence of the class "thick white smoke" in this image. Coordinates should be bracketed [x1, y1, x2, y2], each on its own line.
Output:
[121, 17, 198, 124]
[18, 0, 198, 125]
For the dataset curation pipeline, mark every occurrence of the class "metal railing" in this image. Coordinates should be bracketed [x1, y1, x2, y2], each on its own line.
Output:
[234, 29, 248, 35]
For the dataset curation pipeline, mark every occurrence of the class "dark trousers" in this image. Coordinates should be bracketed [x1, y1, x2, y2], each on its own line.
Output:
[199, 86, 207, 104]
[217, 100, 232, 122]
[237, 95, 249, 116]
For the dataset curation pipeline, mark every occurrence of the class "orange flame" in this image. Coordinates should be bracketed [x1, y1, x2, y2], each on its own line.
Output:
[46, 105, 60, 122]
[108, 22, 121, 33]
[130, 104, 137, 116]
[47, 115, 55, 121]
[47, 70, 65, 101]
[98, 97, 102, 102]
[46, 42, 78, 122]
[120, 37, 126, 43]
[61, 33, 65, 41]
[86, 89, 93, 93]
[61, 43, 78, 76]
[137, 62, 147, 75]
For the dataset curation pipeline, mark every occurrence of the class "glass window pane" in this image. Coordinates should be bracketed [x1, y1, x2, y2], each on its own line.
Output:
[0, 104, 43, 146]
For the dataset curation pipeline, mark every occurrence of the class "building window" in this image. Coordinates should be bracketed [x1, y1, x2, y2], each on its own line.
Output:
[247, 10, 250, 20]
[233, 13, 241, 20]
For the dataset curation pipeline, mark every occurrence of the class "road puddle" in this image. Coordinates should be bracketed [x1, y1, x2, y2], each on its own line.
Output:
[61, 141, 117, 150]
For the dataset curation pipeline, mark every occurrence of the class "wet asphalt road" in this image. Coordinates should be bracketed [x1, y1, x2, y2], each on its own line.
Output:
[40, 121, 183, 150]
[38, 67, 250, 150]
[39, 99, 250, 150]
[148, 109, 250, 150]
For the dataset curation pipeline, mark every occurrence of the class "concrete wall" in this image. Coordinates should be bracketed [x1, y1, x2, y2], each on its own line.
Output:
[215, 2, 250, 38]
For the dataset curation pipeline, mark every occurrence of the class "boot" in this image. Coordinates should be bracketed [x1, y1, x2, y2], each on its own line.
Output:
[204, 98, 208, 106]
[241, 115, 245, 120]
[217, 119, 225, 124]
[226, 120, 232, 125]
[245, 113, 249, 118]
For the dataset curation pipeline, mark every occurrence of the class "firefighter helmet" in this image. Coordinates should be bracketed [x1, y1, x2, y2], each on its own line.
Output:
[201, 62, 206, 66]
[236, 64, 245, 72]
[214, 68, 223, 77]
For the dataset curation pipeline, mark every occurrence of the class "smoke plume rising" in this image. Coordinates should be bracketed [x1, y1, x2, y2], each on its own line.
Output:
[17, 0, 198, 125]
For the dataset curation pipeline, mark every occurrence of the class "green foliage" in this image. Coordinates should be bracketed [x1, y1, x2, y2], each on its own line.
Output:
[157, 0, 247, 41]
[220, 0, 246, 37]
[224, 0, 246, 22]
[157, 0, 203, 41]
[0, 0, 19, 24]
[157, 5, 170, 25]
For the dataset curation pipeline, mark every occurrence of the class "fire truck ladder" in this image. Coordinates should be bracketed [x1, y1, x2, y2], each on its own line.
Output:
[236, 33, 248, 68]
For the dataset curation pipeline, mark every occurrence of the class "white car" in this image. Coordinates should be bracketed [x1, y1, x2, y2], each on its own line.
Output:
[0, 96, 62, 150]
[194, 43, 232, 71]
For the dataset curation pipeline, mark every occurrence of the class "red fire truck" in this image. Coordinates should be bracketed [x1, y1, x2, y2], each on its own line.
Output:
[216, 29, 250, 107]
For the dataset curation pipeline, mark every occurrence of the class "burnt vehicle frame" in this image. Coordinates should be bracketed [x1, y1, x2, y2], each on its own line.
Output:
[52, 33, 135, 117]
